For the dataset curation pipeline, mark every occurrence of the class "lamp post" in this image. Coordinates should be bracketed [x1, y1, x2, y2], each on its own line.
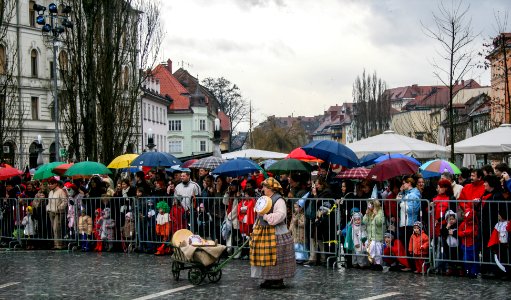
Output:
[36, 135, 44, 166]
[33, 3, 73, 162]
[213, 114, 222, 158]
[146, 128, 156, 151]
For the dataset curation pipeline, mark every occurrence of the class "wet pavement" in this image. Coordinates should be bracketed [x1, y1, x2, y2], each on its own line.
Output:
[0, 249, 509, 299]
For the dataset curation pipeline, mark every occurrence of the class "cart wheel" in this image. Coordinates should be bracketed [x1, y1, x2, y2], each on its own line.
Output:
[188, 268, 204, 285]
[171, 261, 181, 281]
[208, 269, 222, 283]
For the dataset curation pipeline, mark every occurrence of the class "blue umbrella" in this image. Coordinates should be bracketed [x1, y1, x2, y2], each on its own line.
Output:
[301, 140, 359, 168]
[212, 158, 261, 177]
[359, 152, 385, 166]
[374, 154, 420, 166]
[130, 152, 182, 167]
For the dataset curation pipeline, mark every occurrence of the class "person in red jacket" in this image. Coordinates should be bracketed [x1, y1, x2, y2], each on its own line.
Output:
[458, 169, 485, 212]
[383, 230, 410, 271]
[458, 208, 479, 278]
[409, 221, 429, 274]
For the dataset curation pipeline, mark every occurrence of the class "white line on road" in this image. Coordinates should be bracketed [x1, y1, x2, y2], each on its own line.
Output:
[132, 285, 194, 300]
[359, 292, 402, 300]
[0, 282, 20, 289]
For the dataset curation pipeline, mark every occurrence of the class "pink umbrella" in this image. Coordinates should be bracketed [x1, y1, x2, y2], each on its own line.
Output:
[335, 167, 370, 180]
[0, 166, 23, 180]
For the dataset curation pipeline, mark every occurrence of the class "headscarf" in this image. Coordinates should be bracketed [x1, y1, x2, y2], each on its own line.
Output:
[262, 177, 283, 194]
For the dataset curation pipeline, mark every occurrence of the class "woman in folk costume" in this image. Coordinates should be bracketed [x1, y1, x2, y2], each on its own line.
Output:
[250, 177, 295, 289]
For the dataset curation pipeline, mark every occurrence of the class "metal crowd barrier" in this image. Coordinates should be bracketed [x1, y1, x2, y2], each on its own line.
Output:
[0, 198, 20, 248]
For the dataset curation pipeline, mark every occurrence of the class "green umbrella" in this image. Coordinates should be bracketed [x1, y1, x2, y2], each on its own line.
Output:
[267, 158, 312, 174]
[64, 161, 112, 177]
[33, 161, 65, 180]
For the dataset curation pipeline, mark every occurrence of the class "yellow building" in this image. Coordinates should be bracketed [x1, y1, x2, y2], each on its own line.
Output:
[488, 33, 511, 126]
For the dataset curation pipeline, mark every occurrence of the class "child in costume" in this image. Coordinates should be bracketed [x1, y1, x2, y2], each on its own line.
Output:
[457, 208, 479, 278]
[122, 212, 136, 242]
[290, 199, 308, 263]
[383, 230, 410, 271]
[487, 210, 510, 275]
[349, 212, 369, 268]
[99, 207, 115, 252]
[66, 199, 76, 240]
[237, 196, 255, 237]
[439, 210, 461, 275]
[21, 206, 36, 250]
[197, 203, 213, 240]
[155, 201, 171, 255]
[363, 200, 385, 270]
[408, 221, 429, 274]
[139, 198, 157, 253]
[78, 205, 93, 252]
[170, 198, 186, 235]
[93, 208, 103, 252]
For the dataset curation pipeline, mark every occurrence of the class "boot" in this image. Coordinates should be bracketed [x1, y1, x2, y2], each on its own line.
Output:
[94, 241, 103, 252]
[155, 243, 165, 255]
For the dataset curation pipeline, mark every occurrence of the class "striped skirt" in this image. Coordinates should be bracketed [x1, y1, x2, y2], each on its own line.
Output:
[251, 232, 296, 280]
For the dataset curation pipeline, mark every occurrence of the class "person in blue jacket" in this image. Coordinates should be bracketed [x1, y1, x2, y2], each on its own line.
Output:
[398, 176, 422, 254]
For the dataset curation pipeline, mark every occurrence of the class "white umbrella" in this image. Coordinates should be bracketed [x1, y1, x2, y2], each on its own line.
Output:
[454, 124, 511, 154]
[462, 127, 477, 168]
[222, 148, 287, 160]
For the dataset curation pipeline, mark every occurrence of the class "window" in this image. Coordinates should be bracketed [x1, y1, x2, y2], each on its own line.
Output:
[0, 45, 5, 74]
[143, 103, 147, 120]
[199, 119, 206, 131]
[152, 106, 155, 122]
[31, 49, 38, 77]
[200, 140, 206, 152]
[169, 120, 181, 131]
[29, 1, 36, 27]
[31, 97, 38, 120]
[49, 61, 54, 79]
[169, 140, 182, 153]
[58, 51, 68, 78]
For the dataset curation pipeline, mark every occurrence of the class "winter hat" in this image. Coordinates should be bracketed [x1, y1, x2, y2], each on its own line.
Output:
[125, 212, 132, 220]
[444, 210, 457, 220]
[351, 212, 362, 220]
[26, 206, 33, 214]
[319, 202, 332, 212]
[199, 203, 205, 208]
[384, 230, 395, 239]
[350, 207, 360, 216]
[464, 209, 475, 220]
[413, 221, 423, 229]
[297, 198, 305, 208]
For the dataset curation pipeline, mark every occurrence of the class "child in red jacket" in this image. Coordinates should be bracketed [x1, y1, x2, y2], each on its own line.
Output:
[409, 221, 429, 274]
[458, 209, 479, 278]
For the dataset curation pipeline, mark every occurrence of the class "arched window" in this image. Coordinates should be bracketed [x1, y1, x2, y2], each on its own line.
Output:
[30, 49, 38, 77]
[49, 142, 56, 162]
[2, 141, 16, 166]
[58, 51, 68, 78]
[0, 45, 5, 74]
[29, 141, 39, 168]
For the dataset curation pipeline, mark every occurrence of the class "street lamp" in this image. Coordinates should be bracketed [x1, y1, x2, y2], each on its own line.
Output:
[36, 135, 44, 166]
[34, 2, 73, 162]
[146, 128, 156, 151]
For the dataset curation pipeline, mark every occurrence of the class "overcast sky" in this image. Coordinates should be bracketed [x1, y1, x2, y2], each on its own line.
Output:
[160, 0, 509, 130]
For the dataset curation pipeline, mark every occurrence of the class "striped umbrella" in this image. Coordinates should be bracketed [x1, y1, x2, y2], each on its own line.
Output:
[335, 167, 370, 180]
[190, 156, 225, 170]
[420, 159, 460, 178]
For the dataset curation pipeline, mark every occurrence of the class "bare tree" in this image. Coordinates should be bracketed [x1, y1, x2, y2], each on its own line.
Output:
[352, 70, 390, 140]
[251, 116, 308, 152]
[202, 77, 249, 151]
[423, 0, 476, 161]
[0, 0, 23, 165]
[60, 0, 163, 163]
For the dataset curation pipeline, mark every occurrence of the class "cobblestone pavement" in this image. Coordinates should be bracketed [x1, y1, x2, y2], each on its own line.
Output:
[0, 249, 510, 299]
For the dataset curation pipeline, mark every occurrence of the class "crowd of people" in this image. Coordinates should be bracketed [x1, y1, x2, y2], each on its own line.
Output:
[1, 161, 511, 281]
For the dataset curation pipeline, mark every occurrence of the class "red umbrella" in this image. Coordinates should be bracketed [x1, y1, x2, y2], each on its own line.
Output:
[182, 159, 198, 168]
[0, 166, 23, 180]
[52, 163, 74, 176]
[335, 167, 370, 179]
[286, 147, 322, 162]
[367, 158, 419, 182]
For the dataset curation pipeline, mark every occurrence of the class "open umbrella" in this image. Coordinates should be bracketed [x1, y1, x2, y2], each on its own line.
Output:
[107, 154, 139, 169]
[260, 159, 278, 169]
[267, 158, 312, 174]
[64, 161, 112, 177]
[52, 163, 74, 175]
[130, 152, 182, 167]
[212, 158, 261, 177]
[420, 159, 461, 178]
[0, 166, 22, 180]
[367, 158, 419, 182]
[374, 153, 421, 166]
[335, 167, 370, 180]
[286, 147, 322, 162]
[33, 161, 65, 180]
[301, 140, 359, 168]
[359, 152, 385, 167]
[190, 156, 225, 170]
[181, 159, 198, 168]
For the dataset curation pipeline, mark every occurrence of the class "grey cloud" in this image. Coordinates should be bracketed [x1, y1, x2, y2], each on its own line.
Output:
[234, 0, 286, 10]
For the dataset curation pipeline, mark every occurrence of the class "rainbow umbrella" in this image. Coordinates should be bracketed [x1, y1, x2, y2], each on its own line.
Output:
[420, 159, 460, 178]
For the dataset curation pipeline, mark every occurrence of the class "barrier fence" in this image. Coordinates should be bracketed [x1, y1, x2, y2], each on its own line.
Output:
[1, 195, 509, 275]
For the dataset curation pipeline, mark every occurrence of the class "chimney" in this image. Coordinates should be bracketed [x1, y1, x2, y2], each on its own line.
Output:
[167, 59, 172, 73]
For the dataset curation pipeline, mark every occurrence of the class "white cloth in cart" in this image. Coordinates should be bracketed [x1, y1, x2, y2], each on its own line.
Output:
[179, 244, 227, 267]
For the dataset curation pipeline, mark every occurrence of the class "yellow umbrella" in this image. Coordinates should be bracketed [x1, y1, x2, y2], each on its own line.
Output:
[107, 154, 139, 169]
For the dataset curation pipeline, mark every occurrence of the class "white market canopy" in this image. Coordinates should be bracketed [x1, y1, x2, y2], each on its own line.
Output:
[222, 148, 287, 160]
[347, 130, 449, 159]
[454, 124, 511, 154]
